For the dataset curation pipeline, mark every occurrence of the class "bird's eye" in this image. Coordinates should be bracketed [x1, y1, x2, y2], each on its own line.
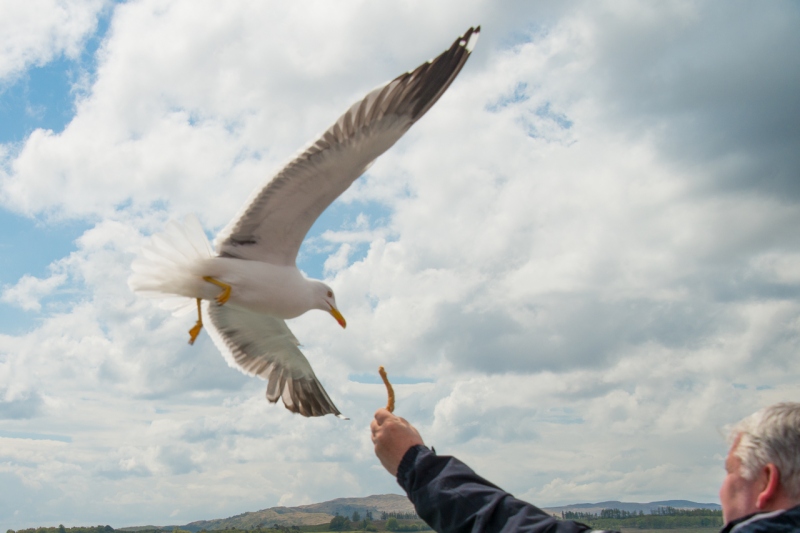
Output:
[327, 290, 333, 298]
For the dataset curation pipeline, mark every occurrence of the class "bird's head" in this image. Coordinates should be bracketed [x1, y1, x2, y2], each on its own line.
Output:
[314, 282, 346, 328]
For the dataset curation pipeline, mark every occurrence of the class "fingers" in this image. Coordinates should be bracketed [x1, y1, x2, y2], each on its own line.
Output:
[370, 410, 425, 476]
[371, 409, 394, 443]
[374, 407, 393, 424]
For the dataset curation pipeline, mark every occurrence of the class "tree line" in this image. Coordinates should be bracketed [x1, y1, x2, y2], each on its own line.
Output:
[8, 526, 114, 533]
[327, 510, 428, 532]
[561, 507, 723, 529]
[11, 510, 430, 533]
[379, 513, 418, 521]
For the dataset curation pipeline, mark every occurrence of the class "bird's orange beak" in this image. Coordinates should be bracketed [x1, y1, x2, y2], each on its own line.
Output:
[329, 306, 346, 328]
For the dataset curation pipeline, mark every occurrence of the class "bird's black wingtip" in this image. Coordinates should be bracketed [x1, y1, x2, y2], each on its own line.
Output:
[461, 26, 481, 53]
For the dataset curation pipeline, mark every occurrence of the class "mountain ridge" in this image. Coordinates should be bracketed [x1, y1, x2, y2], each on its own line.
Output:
[541, 499, 722, 516]
[120, 494, 720, 531]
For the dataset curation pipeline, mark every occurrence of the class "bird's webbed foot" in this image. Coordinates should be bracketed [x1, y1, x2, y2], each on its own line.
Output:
[203, 276, 232, 305]
[188, 298, 203, 345]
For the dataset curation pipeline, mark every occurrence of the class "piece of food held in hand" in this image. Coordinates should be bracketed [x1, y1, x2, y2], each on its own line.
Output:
[379, 366, 395, 413]
[129, 27, 480, 418]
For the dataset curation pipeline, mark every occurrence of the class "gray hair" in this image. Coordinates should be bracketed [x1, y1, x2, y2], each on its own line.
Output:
[727, 402, 800, 498]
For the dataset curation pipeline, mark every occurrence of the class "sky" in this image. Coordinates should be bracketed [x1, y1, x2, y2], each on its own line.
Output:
[1, 0, 800, 529]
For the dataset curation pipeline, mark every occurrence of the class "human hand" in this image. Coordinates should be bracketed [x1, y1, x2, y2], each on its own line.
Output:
[370, 408, 425, 476]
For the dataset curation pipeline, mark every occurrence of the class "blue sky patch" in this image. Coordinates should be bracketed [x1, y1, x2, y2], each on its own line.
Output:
[0, 209, 90, 284]
[0, 3, 110, 143]
[348, 372, 434, 385]
[0, 56, 76, 143]
[297, 197, 392, 280]
[0, 209, 91, 334]
[486, 82, 529, 113]
[535, 102, 573, 129]
[0, 429, 72, 443]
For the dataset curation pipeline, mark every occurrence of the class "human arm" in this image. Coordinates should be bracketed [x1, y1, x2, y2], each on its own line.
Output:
[371, 409, 599, 533]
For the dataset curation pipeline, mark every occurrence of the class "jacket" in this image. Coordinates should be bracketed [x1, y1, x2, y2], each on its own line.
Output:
[396, 445, 614, 533]
[721, 505, 800, 533]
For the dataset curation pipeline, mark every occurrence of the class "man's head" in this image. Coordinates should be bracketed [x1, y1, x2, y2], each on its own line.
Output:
[720, 402, 800, 524]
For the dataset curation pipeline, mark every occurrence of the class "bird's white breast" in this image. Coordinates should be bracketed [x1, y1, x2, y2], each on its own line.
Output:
[201, 257, 316, 319]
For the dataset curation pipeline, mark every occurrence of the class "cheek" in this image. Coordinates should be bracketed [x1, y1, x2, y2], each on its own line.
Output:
[720, 473, 756, 523]
[721, 487, 734, 522]
[721, 472, 734, 490]
[720, 475, 733, 505]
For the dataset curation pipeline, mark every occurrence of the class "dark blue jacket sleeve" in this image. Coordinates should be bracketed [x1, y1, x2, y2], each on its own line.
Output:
[396, 445, 600, 533]
[719, 504, 800, 533]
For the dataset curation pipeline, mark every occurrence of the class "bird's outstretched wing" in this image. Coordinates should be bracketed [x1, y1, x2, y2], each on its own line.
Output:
[203, 301, 344, 418]
[216, 26, 480, 265]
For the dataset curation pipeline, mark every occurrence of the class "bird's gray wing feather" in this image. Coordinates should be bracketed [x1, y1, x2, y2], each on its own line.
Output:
[215, 27, 479, 265]
[203, 301, 344, 418]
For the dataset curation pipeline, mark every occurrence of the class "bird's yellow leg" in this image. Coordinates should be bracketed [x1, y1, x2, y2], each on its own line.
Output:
[188, 298, 203, 345]
[203, 276, 231, 305]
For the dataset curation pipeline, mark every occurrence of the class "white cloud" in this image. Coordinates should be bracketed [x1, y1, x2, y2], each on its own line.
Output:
[0, 0, 106, 81]
[1, 0, 800, 529]
[1, 271, 66, 311]
[323, 243, 353, 276]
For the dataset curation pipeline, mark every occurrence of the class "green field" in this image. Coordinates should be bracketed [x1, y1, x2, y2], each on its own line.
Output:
[619, 529, 719, 533]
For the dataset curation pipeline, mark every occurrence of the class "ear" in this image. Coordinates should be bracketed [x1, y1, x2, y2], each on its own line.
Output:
[756, 463, 781, 509]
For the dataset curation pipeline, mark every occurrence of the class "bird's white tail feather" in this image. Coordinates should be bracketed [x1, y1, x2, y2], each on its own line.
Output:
[129, 214, 214, 316]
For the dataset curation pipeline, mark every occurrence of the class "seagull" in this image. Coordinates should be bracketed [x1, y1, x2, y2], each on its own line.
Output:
[129, 27, 480, 418]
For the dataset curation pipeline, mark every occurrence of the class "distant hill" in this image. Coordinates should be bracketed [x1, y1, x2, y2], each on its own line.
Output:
[542, 500, 721, 517]
[119, 494, 720, 531]
[122, 494, 417, 532]
[291, 494, 416, 517]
